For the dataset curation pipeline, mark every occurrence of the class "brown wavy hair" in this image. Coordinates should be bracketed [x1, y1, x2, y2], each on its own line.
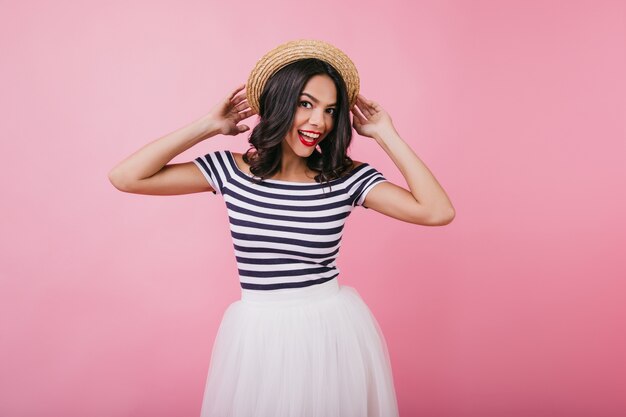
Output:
[242, 58, 355, 190]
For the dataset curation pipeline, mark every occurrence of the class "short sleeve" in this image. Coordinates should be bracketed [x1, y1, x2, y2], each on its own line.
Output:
[349, 164, 388, 209]
[192, 150, 229, 195]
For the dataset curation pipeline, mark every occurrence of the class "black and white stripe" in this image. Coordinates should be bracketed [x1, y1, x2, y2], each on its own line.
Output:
[193, 150, 387, 291]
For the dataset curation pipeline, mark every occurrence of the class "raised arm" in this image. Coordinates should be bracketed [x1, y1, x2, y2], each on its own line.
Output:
[351, 94, 455, 226]
[108, 83, 255, 195]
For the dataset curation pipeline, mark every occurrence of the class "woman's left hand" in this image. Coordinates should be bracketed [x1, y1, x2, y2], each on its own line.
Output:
[351, 94, 394, 139]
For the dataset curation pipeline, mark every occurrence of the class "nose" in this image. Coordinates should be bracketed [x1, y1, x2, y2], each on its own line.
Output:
[308, 108, 325, 130]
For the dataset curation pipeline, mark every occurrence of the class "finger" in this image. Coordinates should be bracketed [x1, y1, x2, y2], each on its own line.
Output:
[359, 93, 375, 106]
[238, 124, 250, 133]
[238, 109, 255, 119]
[231, 92, 248, 105]
[234, 99, 250, 112]
[358, 94, 377, 113]
[365, 96, 381, 109]
[351, 103, 366, 120]
[350, 113, 360, 128]
[351, 106, 367, 125]
[356, 95, 368, 108]
[356, 97, 373, 118]
[357, 100, 372, 119]
[228, 83, 246, 101]
[371, 101, 383, 111]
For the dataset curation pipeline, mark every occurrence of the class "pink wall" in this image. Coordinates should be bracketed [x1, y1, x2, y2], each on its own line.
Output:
[2, 0, 625, 416]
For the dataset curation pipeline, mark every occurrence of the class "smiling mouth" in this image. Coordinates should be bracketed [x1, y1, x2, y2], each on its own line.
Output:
[298, 130, 320, 147]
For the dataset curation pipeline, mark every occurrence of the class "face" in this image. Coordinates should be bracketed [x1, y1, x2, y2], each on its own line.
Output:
[284, 74, 337, 157]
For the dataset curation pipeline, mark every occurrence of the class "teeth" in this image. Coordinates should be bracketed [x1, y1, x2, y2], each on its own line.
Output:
[299, 130, 320, 140]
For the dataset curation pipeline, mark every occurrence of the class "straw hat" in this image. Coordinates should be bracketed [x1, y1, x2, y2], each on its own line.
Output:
[245, 39, 360, 115]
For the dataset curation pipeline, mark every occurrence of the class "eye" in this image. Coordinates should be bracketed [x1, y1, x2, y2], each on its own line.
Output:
[326, 108, 336, 116]
[299, 100, 312, 108]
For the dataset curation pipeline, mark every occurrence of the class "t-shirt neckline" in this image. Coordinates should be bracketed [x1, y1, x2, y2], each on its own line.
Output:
[226, 150, 368, 186]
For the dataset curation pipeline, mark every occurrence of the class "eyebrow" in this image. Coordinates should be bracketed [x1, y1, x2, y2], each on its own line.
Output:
[301, 93, 336, 107]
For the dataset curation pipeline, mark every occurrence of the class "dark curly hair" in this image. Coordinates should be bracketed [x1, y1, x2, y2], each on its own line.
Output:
[242, 58, 355, 190]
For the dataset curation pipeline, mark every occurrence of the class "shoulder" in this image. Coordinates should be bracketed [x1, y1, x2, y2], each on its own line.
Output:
[230, 151, 252, 174]
[231, 151, 246, 164]
[351, 160, 365, 170]
[333, 160, 366, 180]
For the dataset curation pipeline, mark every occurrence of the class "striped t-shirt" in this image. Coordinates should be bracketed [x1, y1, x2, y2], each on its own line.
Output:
[193, 150, 387, 291]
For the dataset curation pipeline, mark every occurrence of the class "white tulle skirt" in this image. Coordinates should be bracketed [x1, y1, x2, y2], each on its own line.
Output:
[199, 277, 399, 417]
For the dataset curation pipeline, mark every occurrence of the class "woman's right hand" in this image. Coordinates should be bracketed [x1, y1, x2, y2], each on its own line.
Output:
[205, 83, 257, 136]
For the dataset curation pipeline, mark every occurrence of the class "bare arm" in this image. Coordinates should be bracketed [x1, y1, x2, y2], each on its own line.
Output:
[351, 94, 455, 226]
[108, 83, 255, 195]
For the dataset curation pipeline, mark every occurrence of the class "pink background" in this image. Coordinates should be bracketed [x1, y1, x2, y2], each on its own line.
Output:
[2, 0, 625, 416]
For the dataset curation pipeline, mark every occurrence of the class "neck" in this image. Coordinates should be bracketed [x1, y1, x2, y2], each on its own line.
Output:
[279, 142, 308, 177]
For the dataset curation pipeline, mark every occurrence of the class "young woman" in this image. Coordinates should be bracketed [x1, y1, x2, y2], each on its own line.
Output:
[109, 39, 455, 417]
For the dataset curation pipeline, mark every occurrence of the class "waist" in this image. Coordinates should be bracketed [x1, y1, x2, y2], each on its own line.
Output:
[240, 277, 340, 305]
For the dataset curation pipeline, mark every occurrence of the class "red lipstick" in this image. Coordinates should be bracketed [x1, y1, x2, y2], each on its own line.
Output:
[297, 130, 319, 147]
